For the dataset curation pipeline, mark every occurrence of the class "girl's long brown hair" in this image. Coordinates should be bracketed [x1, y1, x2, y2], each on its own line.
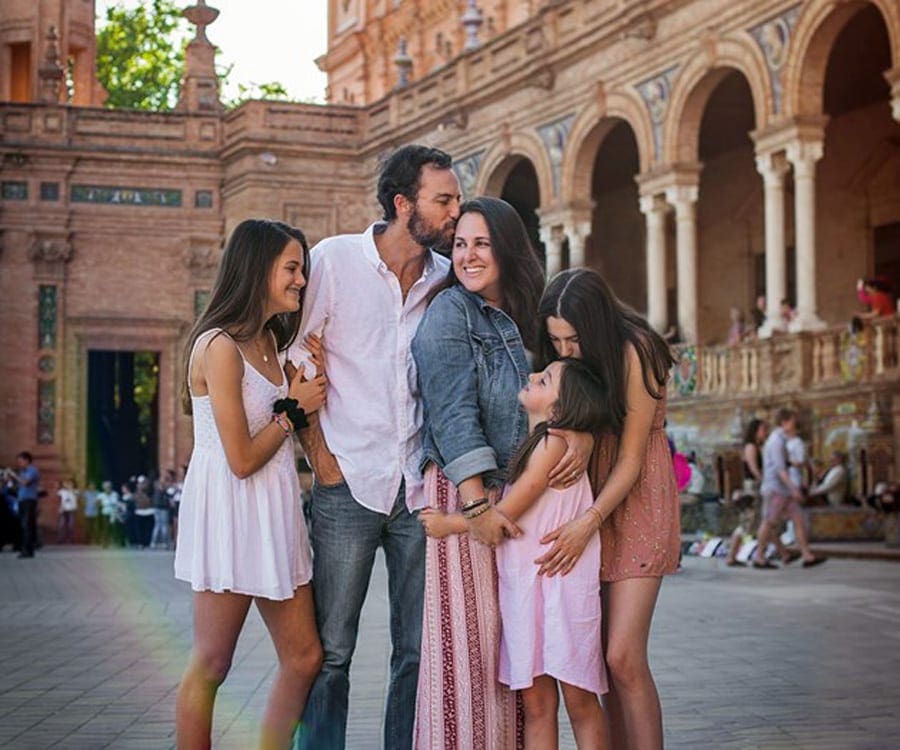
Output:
[536, 268, 674, 434]
[181, 219, 309, 414]
[507, 358, 611, 483]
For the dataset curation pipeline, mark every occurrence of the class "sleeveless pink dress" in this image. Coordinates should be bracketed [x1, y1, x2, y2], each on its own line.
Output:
[497, 476, 607, 697]
[593, 388, 681, 582]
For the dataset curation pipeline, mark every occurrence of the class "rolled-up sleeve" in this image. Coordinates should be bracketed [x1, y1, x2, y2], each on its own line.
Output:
[413, 293, 498, 485]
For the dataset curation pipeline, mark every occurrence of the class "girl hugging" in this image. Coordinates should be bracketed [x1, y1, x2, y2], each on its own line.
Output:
[421, 357, 612, 750]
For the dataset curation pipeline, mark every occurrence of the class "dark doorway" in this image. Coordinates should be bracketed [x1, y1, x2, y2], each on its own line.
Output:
[500, 159, 544, 266]
[87, 351, 160, 486]
[874, 222, 900, 298]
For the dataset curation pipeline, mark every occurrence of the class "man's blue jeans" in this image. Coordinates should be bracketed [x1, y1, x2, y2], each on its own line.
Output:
[296, 480, 425, 750]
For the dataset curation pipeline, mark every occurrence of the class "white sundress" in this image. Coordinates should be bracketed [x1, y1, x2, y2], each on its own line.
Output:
[174, 328, 312, 600]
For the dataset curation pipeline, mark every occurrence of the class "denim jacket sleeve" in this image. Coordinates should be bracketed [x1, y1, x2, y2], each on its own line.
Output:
[413, 290, 499, 485]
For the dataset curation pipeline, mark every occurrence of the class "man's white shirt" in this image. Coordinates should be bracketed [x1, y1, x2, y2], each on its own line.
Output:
[288, 223, 450, 515]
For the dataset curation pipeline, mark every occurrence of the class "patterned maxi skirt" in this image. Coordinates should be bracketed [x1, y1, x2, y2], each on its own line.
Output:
[413, 465, 523, 749]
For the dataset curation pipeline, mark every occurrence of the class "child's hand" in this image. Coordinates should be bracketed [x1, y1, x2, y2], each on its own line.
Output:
[286, 363, 327, 414]
[419, 508, 454, 538]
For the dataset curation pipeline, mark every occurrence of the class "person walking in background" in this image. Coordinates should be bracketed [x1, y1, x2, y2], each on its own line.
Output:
[56, 477, 79, 544]
[753, 409, 825, 570]
[133, 476, 155, 549]
[532, 268, 681, 750]
[9, 452, 39, 558]
[291, 145, 458, 750]
[412, 196, 546, 749]
[97, 480, 120, 547]
[82, 481, 100, 544]
[150, 475, 172, 550]
[725, 419, 795, 567]
[421, 358, 612, 749]
[174, 219, 325, 749]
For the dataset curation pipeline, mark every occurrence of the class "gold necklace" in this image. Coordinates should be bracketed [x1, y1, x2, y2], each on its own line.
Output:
[254, 335, 270, 364]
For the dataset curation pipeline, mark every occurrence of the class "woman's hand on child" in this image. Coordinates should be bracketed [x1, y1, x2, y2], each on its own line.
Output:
[468, 506, 520, 546]
[547, 429, 593, 488]
[286, 363, 327, 414]
[535, 513, 597, 576]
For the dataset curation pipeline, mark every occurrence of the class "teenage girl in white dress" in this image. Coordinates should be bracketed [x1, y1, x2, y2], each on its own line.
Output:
[174, 219, 327, 749]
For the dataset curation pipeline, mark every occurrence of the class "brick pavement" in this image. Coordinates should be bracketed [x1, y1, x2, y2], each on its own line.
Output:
[0, 547, 898, 749]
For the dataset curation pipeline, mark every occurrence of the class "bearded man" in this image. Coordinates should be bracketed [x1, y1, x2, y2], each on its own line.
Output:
[290, 145, 460, 750]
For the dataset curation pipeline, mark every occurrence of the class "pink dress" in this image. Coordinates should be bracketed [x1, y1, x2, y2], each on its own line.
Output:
[414, 465, 523, 750]
[594, 388, 681, 582]
[497, 476, 607, 697]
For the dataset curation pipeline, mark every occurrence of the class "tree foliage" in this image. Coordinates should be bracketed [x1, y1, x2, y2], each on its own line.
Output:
[96, 0, 189, 111]
[96, 0, 298, 112]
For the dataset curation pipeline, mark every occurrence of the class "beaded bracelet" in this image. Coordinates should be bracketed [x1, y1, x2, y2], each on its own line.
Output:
[461, 497, 489, 519]
[461, 496, 488, 512]
[272, 412, 293, 436]
[465, 502, 491, 520]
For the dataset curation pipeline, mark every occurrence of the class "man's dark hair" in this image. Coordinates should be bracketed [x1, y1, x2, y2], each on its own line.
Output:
[377, 145, 452, 222]
[17, 451, 33, 462]
[776, 407, 795, 425]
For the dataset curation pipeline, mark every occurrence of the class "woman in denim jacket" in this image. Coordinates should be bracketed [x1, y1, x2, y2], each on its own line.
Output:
[411, 197, 544, 748]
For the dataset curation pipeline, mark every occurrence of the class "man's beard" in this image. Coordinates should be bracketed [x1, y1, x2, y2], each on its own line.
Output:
[408, 207, 454, 253]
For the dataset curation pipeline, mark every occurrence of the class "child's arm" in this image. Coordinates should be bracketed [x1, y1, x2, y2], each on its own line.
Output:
[495, 435, 567, 522]
[419, 508, 468, 538]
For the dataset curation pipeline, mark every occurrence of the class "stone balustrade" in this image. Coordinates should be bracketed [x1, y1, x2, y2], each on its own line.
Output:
[1, 102, 223, 152]
[670, 317, 900, 402]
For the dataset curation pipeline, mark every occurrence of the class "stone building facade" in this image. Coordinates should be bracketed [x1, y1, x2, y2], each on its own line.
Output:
[2, 0, 899, 509]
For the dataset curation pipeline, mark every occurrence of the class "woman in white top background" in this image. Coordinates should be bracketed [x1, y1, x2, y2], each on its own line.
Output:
[174, 219, 327, 749]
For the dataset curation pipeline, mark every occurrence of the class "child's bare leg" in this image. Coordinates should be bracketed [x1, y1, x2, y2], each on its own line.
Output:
[560, 681, 609, 750]
[521, 675, 560, 750]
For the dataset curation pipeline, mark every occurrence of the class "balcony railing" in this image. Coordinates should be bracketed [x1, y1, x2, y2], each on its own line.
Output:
[669, 317, 900, 402]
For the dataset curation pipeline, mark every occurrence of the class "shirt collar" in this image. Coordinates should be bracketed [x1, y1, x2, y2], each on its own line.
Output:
[362, 221, 441, 280]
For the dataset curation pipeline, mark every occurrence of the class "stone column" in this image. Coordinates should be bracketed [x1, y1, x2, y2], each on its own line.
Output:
[666, 185, 699, 344]
[640, 194, 668, 334]
[755, 151, 790, 338]
[786, 139, 826, 332]
[884, 66, 900, 122]
[563, 218, 591, 268]
[539, 224, 564, 279]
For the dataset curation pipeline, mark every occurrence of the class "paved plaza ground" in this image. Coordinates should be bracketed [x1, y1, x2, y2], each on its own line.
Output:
[0, 547, 898, 750]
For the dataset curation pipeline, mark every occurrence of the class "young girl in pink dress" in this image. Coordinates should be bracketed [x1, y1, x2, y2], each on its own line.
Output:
[421, 358, 612, 750]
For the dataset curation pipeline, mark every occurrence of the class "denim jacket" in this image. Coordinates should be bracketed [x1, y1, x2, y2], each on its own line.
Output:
[412, 284, 530, 489]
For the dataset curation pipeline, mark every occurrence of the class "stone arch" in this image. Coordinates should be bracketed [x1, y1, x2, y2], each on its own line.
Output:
[663, 35, 772, 165]
[561, 88, 653, 204]
[474, 130, 554, 207]
[786, 0, 900, 117]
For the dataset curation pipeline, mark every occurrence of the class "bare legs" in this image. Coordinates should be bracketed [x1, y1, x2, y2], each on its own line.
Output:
[520, 675, 609, 750]
[175, 586, 321, 750]
[176, 591, 251, 749]
[601, 577, 663, 750]
[256, 586, 322, 749]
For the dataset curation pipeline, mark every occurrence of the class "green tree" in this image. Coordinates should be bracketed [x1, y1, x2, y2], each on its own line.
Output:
[96, 0, 189, 111]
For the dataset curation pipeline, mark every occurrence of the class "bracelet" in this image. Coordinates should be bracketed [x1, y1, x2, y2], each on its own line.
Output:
[272, 413, 293, 436]
[461, 496, 488, 512]
[461, 497, 488, 519]
[465, 503, 491, 520]
[586, 505, 605, 528]
[273, 398, 309, 431]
